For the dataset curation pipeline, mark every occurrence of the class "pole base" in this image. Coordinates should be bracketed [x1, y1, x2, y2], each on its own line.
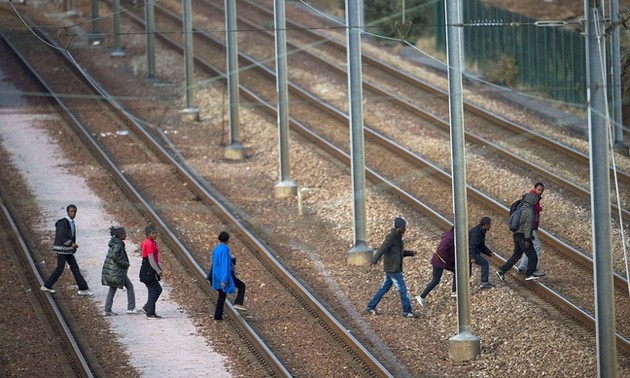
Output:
[449, 332, 480, 362]
[181, 108, 200, 122]
[224, 143, 246, 161]
[274, 180, 297, 198]
[347, 241, 372, 266]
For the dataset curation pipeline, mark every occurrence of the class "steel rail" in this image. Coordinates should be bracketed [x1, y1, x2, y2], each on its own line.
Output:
[219, 0, 630, 227]
[1, 27, 291, 378]
[242, 0, 630, 187]
[9, 15, 394, 378]
[113, 4, 630, 355]
[0, 189, 94, 377]
[138, 1, 629, 293]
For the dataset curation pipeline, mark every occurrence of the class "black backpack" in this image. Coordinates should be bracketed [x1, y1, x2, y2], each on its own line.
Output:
[507, 199, 523, 232]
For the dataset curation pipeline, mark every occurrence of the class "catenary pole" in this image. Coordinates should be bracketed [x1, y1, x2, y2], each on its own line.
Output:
[90, 0, 102, 45]
[273, 0, 297, 198]
[111, 0, 125, 57]
[585, 1, 617, 376]
[445, 0, 480, 361]
[345, 0, 372, 265]
[181, 0, 199, 122]
[145, 0, 157, 81]
[610, 0, 628, 154]
[224, 0, 245, 160]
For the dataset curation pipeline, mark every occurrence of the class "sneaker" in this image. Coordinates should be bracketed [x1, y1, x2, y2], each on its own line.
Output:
[146, 314, 162, 320]
[103, 311, 118, 316]
[127, 308, 142, 315]
[140, 307, 147, 314]
[479, 282, 495, 289]
[402, 312, 419, 318]
[233, 304, 248, 311]
[450, 291, 457, 298]
[516, 267, 525, 274]
[495, 271, 505, 282]
[40, 285, 56, 294]
[532, 271, 546, 277]
[525, 275, 540, 281]
[365, 308, 378, 315]
[78, 290, 94, 297]
[415, 295, 426, 308]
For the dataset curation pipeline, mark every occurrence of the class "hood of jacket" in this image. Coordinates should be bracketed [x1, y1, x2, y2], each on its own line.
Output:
[521, 192, 539, 207]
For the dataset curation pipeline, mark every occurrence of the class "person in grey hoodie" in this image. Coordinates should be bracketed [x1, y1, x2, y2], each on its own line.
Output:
[496, 192, 541, 282]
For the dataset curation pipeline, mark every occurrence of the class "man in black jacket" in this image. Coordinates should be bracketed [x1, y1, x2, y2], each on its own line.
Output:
[41, 204, 93, 296]
[469, 217, 495, 289]
[365, 217, 418, 318]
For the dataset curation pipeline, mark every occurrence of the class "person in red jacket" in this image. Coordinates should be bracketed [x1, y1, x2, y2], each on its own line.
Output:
[139, 225, 163, 319]
[415, 227, 456, 308]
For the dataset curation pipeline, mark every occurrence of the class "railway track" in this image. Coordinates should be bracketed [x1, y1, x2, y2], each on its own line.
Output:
[1, 23, 396, 377]
[0, 193, 95, 377]
[110, 0, 630, 354]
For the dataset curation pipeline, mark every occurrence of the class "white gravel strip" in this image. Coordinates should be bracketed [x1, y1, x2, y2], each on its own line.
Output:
[0, 95, 230, 377]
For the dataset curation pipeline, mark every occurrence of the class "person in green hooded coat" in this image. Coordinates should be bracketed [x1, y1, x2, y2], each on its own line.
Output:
[101, 226, 140, 316]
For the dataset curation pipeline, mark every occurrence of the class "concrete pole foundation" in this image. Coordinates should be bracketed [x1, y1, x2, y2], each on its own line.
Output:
[224, 144, 246, 160]
[181, 108, 200, 122]
[347, 241, 372, 266]
[448, 332, 480, 362]
[274, 180, 297, 198]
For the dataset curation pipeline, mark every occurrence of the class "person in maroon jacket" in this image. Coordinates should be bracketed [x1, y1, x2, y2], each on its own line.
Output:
[415, 226, 456, 308]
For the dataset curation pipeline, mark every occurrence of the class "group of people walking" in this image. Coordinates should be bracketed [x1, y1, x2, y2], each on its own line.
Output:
[40, 204, 245, 321]
[366, 182, 546, 317]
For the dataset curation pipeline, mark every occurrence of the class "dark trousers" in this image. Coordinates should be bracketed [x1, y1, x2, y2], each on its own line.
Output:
[143, 279, 162, 316]
[214, 275, 246, 320]
[44, 253, 89, 290]
[470, 254, 490, 283]
[420, 266, 456, 298]
[500, 233, 538, 276]
[140, 260, 162, 316]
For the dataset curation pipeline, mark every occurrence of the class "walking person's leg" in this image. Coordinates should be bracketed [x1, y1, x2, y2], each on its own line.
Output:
[391, 272, 412, 314]
[44, 254, 68, 289]
[366, 274, 393, 311]
[123, 276, 136, 311]
[214, 289, 227, 320]
[477, 255, 489, 284]
[524, 243, 538, 278]
[66, 254, 89, 290]
[104, 286, 117, 314]
[233, 276, 246, 306]
[419, 266, 444, 299]
[532, 229, 542, 272]
[145, 280, 159, 316]
[499, 235, 526, 273]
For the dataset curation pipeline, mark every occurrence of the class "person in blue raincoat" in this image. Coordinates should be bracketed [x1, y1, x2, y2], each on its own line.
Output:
[209, 231, 246, 320]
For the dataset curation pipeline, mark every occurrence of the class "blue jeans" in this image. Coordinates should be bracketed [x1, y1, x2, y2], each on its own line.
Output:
[470, 254, 490, 284]
[367, 271, 412, 314]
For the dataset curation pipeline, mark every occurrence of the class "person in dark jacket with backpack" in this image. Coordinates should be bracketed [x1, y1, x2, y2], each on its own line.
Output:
[41, 204, 93, 297]
[496, 192, 541, 282]
[101, 227, 140, 316]
[469, 217, 495, 289]
[415, 226, 456, 308]
[365, 217, 419, 318]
